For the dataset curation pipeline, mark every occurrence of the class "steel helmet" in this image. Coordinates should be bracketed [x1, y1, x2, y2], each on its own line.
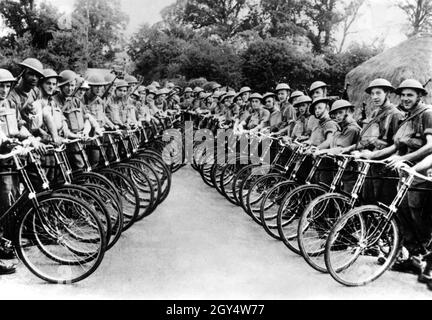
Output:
[147, 87, 158, 96]
[275, 83, 291, 92]
[289, 90, 304, 102]
[213, 91, 224, 99]
[86, 74, 110, 86]
[330, 99, 354, 114]
[293, 95, 312, 108]
[193, 87, 204, 94]
[262, 92, 276, 101]
[115, 79, 129, 90]
[239, 86, 252, 95]
[211, 83, 222, 90]
[58, 70, 78, 87]
[0, 69, 17, 83]
[150, 81, 161, 88]
[183, 87, 193, 94]
[124, 75, 138, 85]
[41, 69, 61, 81]
[309, 81, 328, 93]
[309, 97, 332, 115]
[221, 91, 236, 102]
[19, 58, 44, 76]
[156, 88, 170, 96]
[202, 93, 213, 101]
[249, 93, 264, 101]
[137, 85, 146, 94]
[396, 79, 428, 96]
[365, 78, 395, 94]
[104, 73, 116, 83]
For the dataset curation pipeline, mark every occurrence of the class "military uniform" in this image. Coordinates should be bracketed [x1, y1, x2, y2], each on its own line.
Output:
[278, 100, 296, 135]
[309, 115, 339, 147]
[8, 86, 40, 113]
[244, 108, 271, 130]
[393, 103, 432, 248]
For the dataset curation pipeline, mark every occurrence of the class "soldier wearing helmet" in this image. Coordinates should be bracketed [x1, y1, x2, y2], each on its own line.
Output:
[75, 77, 90, 102]
[309, 81, 328, 100]
[305, 97, 339, 148]
[276, 83, 296, 136]
[106, 80, 132, 129]
[347, 79, 404, 207]
[359, 79, 432, 265]
[238, 94, 270, 133]
[288, 95, 313, 141]
[8, 58, 44, 113]
[314, 100, 361, 155]
[84, 74, 116, 130]
[54, 70, 102, 170]
[0, 68, 47, 272]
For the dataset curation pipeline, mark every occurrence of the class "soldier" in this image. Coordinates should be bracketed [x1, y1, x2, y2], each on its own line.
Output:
[239, 93, 271, 133]
[305, 97, 339, 149]
[276, 83, 296, 136]
[55, 70, 101, 170]
[84, 74, 117, 166]
[289, 95, 314, 141]
[0, 69, 46, 272]
[75, 77, 90, 102]
[181, 87, 193, 107]
[262, 92, 282, 133]
[349, 79, 404, 206]
[8, 58, 43, 113]
[106, 80, 131, 129]
[359, 79, 432, 268]
[309, 81, 328, 100]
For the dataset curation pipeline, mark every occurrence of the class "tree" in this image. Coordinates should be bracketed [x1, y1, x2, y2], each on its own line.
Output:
[337, 0, 365, 53]
[74, 0, 129, 67]
[398, 0, 432, 36]
[166, 0, 257, 40]
[0, 0, 59, 48]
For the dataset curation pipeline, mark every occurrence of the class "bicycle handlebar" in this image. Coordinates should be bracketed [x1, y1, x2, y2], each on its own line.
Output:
[0, 146, 34, 160]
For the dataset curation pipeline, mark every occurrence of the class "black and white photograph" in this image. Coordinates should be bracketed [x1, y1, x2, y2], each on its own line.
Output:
[0, 0, 432, 304]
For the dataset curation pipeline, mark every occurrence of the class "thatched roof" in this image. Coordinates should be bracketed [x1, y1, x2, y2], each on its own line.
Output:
[346, 34, 432, 115]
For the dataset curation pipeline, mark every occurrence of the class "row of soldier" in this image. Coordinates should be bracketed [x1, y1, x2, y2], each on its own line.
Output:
[180, 77, 432, 287]
[1, 56, 432, 287]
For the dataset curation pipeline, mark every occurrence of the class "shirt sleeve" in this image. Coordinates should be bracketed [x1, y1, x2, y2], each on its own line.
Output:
[324, 121, 339, 136]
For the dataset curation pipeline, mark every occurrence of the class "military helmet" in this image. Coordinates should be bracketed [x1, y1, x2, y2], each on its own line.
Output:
[58, 70, 78, 87]
[239, 86, 252, 95]
[211, 83, 222, 90]
[309, 97, 332, 115]
[262, 92, 276, 101]
[329, 99, 354, 114]
[86, 74, 110, 86]
[275, 83, 291, 92]
[249, 93, 264, 101]
[19, 58, 44, 77]
[0, 69, 17, 83]
[289, 90, 304, 103]
[293, 95, 312, 108]
[150, 81, 161, 89]
[125, 75, 138, 85]
[156, 88, 170, 96]
[309, 81, 328, 93]
[104, 73, 116, 83]
[220, 91, 236, 102]
[41, 69, 61, 81]
[115, 79, 129, 90]
[193, 87, 204, 94]
[396, 79, 428, 96]
[183, 87, 193, 94]
[365, 78, 395, 94]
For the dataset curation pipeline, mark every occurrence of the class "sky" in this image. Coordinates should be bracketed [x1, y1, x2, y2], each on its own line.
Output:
[14, 0, 411, 49]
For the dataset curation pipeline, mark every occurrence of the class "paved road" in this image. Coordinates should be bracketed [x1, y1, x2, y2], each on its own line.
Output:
[1, 167, 431, 299]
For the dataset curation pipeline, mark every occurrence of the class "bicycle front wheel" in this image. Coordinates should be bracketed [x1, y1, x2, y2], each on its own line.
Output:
[16, 193, 106, 284]
[325, 205, 401, 287]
